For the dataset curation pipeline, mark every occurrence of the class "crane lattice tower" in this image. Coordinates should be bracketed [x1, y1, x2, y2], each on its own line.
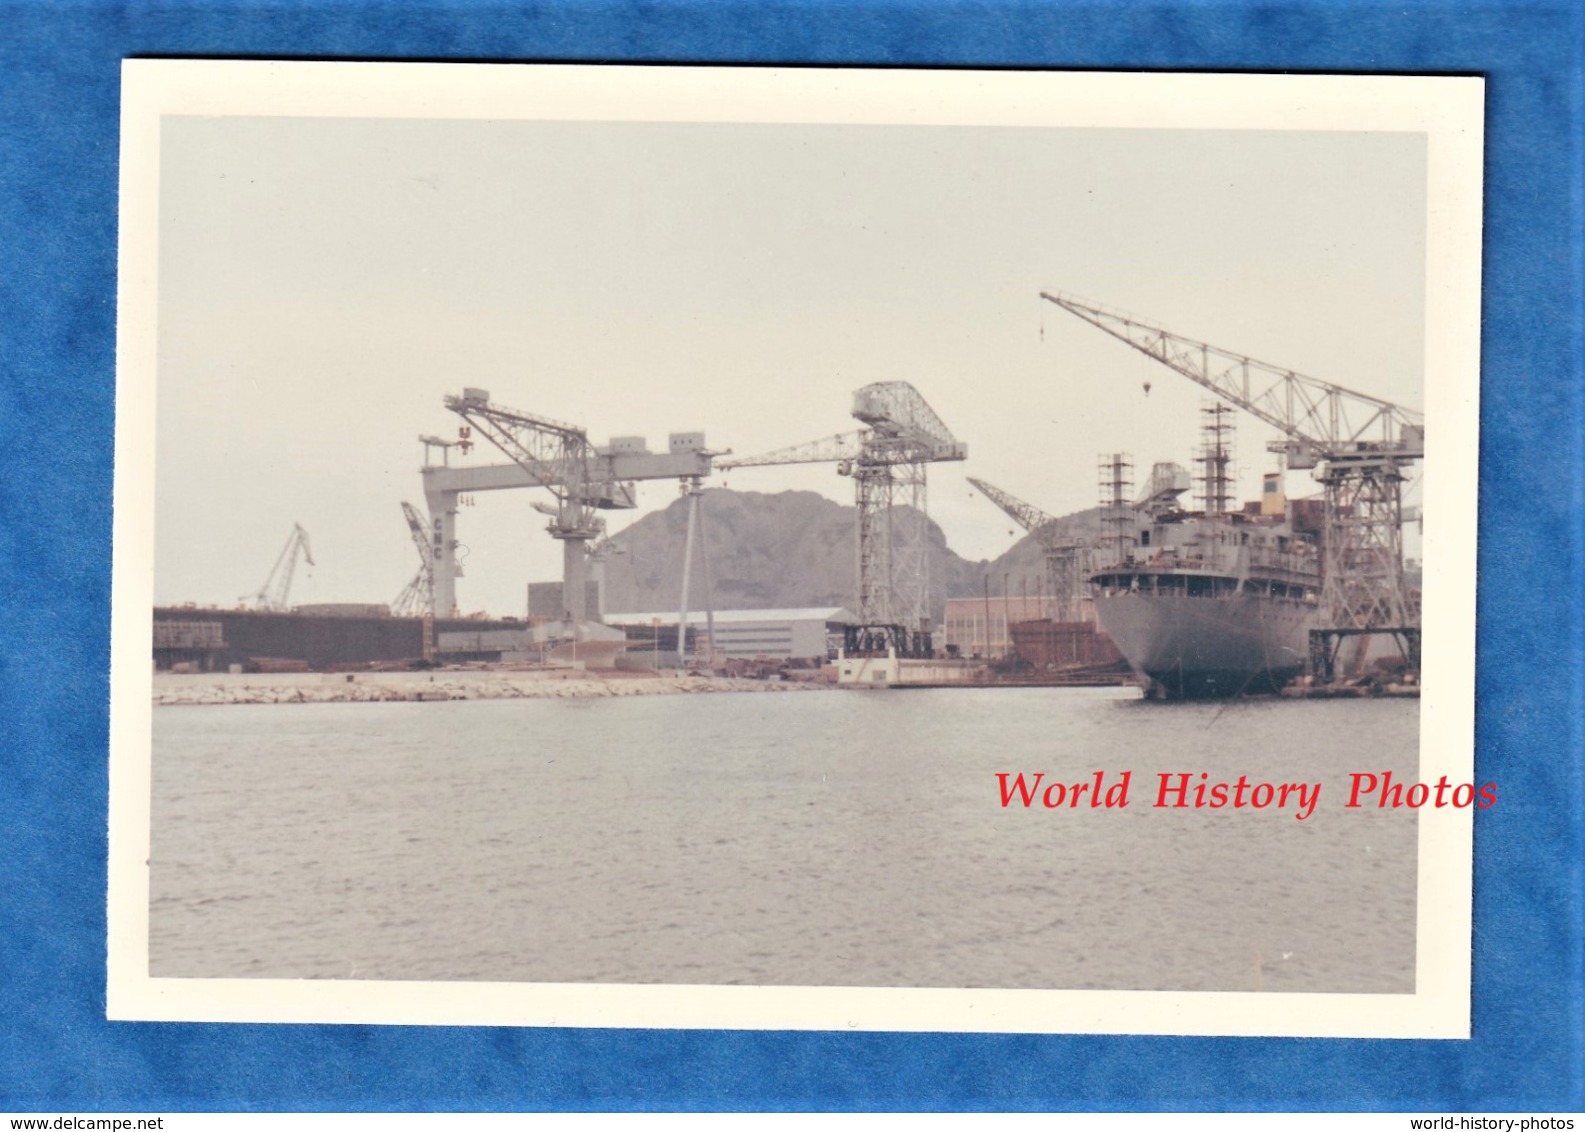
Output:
[719, 381, 967, 634]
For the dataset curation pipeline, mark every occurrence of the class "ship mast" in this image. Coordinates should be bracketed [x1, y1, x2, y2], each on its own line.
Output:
[1196, 403, 1236, 518]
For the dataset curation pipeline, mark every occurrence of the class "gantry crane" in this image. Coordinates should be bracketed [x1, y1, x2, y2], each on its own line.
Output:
[443, 389, 625, 626]
[426, 390, 714, 622]
[719, 382, 966, 654]
[966, 477, 1091, 623]
[1039, 290, 1423, 659]
[391, 502, 435, 617]
[244, 523, 314, 612]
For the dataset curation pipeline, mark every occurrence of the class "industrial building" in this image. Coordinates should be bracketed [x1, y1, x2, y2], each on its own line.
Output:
[942, 595, 1064, 658]
[152, 607, 530, 672]
[1007, 620, 1123, 671]
[601, 608, 855, 661]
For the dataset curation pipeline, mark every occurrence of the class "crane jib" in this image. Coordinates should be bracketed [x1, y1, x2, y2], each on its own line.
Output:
[1037, 290, 1422, 450]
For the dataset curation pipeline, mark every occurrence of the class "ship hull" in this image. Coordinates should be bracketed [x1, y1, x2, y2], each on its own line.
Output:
[1093, 590, 1317, 699]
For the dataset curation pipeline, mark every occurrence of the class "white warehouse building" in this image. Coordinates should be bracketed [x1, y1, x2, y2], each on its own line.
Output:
[602, 607, 855, 661]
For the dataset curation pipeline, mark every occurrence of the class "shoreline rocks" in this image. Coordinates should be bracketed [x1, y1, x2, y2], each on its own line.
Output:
[152, 671, 825, 707]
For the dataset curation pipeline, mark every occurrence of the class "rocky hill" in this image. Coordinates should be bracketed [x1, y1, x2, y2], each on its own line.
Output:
[598, 488, 1104, 623]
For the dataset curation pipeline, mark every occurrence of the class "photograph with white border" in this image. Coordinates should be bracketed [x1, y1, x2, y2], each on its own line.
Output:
[109, 61, 1483, 1036]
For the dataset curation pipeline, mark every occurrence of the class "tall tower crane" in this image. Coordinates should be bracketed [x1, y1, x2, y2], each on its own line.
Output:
[244, 523, 314, 612]
[719, 382, 966, 651]
[966, 477, 1090, 623]
[1039, 291, 1423, 638]
[391, 501, 435, 617]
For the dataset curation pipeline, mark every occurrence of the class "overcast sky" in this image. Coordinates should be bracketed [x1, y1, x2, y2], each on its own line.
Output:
[154, 116, 1426, 615]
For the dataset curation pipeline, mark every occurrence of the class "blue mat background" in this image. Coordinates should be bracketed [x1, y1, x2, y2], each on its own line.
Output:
[1, 0, 1580, 1113]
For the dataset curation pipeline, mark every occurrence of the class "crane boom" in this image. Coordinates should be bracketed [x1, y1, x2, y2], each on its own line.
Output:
[967, 477, 1060, 540]
[432, 387, 714, 625]
[967, 476, 1091, 622]
[1039, 291, 1423, 464]
[246, 523, 314, 611]
[444, 391, 598, 509]
[400, 501, 432, 573]
[391, 502, 435, 617]
[852, 382, 964, 455]
[716, 431, 867, 470]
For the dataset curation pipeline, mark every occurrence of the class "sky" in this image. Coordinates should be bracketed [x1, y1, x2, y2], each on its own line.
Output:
[153, 115, 1427, 616]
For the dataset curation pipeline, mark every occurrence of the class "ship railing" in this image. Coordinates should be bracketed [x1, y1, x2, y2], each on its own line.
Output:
[1130, 548, 1315, 577]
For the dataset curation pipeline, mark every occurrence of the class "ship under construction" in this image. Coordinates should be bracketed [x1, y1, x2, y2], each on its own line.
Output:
[1043, 291, 1423, 700]
[1089, 445, 1325, 699]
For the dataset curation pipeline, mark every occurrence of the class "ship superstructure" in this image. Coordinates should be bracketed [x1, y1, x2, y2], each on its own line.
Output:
[1090, 502, 1321, 699]
[1088, 410, 1322, 699]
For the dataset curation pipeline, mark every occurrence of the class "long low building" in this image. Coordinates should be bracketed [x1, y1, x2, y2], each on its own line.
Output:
[152, 607, 531, 671]
[602, 607, 855, 661]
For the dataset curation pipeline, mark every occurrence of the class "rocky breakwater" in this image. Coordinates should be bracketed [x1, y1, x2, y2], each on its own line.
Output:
[153, 669, 825, 707]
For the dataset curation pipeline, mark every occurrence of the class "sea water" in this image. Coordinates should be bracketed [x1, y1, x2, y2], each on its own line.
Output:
[149, 688, 1419, 992]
